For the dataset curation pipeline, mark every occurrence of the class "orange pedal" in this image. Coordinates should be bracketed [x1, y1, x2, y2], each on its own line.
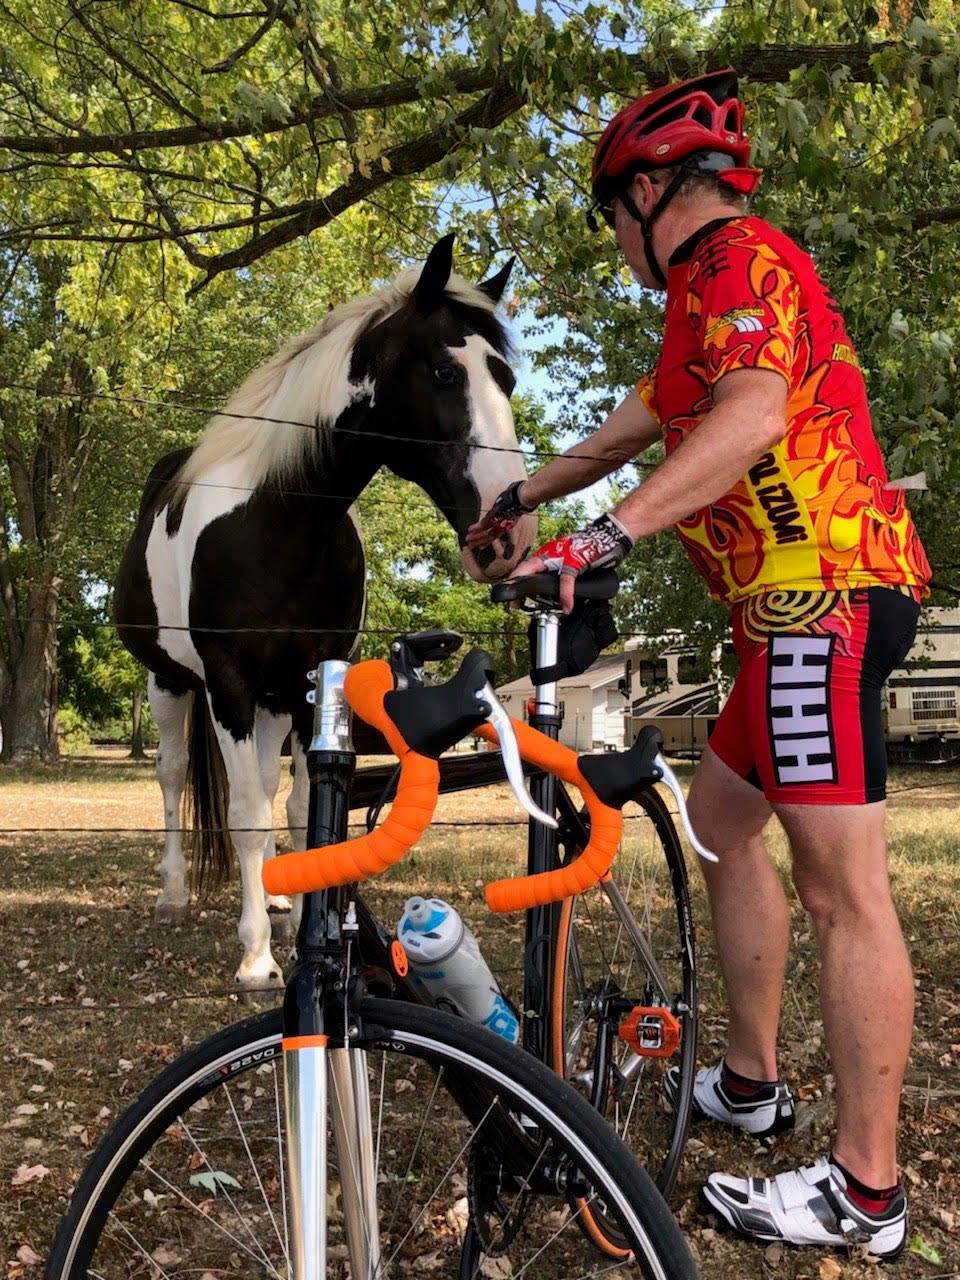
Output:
[618, 1006, 682, 1059]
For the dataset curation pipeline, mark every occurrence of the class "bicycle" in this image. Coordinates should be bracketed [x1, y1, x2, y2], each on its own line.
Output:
[45, 571, 707, 1279]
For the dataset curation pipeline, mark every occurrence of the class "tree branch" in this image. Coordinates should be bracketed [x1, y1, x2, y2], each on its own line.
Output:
[0, 42, 898, 158]
[186, 71, 527, 287]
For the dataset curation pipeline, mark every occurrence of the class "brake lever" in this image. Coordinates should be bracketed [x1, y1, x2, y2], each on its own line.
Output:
[653, 753, 718, 863]
[476, 681, 558, 830]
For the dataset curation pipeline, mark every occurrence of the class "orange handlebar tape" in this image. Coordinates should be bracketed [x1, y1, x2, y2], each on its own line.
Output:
[476, 720, 623, 913]
[262, 661, 440, 896]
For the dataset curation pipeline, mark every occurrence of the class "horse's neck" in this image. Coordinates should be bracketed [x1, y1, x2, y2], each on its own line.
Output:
[295, 408, 382, 514]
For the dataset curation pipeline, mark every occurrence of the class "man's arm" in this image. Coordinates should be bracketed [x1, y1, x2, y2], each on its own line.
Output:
[465, 389, 660, 549]
[512, 367, 788, 611]
[611, 367, 787, 539]
[521, 389, 662, 507]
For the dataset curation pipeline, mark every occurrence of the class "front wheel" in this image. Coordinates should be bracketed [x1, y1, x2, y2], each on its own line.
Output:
[551, 785, 697, 1249]
[46, 1000, 699, 1280]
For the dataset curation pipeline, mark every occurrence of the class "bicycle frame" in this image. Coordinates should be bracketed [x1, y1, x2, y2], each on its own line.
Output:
[342, 603, 678, 1062]
[341, 608, 595, 1059]
[279, 592, 705, 1277]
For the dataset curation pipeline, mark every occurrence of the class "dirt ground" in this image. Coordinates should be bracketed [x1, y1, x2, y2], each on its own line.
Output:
[1, 748, 958, 1279]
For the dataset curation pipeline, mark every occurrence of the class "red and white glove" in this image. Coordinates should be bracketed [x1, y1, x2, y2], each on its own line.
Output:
[466, 480, 536, 547]
[527, 513, 633, 609]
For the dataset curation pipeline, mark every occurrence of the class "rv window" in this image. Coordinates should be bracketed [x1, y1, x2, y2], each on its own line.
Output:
[637, 659, 668, 685]
[677, 654, 699, 682]
[911, 688, 957, 721]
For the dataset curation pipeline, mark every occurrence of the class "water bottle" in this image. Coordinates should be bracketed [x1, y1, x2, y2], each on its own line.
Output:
[397, 896, 520, 1043]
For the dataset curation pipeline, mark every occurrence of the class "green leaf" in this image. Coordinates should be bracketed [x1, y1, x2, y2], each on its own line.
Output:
[907, 1233, 942, 1264]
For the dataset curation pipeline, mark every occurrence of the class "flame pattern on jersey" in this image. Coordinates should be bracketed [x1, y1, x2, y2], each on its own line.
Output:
[637, 217, 930, 606]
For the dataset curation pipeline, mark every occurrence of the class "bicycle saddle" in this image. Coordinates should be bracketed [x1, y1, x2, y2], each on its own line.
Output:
[490, 568, 620, 606]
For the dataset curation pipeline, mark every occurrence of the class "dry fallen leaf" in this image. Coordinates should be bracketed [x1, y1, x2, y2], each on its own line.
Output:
[11, 1163, 50, 1186]
[931, 1205, 956, 1232]
[818, 1258, 843, 1280]
[764, 1240, 785, 1267]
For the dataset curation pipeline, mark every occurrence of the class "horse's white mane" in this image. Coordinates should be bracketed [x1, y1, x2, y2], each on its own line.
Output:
[178, 267, 498, 493]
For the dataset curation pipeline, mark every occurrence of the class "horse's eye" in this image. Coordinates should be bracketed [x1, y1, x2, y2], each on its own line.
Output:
[433, 362, 460, 387]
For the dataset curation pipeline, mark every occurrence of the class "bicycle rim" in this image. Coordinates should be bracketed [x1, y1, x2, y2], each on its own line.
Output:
[551, 786, 697, 1236]
[46, 1001, 699, 1280]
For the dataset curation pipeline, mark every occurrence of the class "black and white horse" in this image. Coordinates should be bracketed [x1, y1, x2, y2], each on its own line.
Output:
[113, 236, 536, 988]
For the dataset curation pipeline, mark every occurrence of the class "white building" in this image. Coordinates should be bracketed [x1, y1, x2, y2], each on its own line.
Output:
[495, 653, 628, 752]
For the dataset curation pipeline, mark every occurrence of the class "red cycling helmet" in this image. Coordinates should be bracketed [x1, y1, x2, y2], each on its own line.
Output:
[588, 68, 761, 287]
[591, 68, 760, 204]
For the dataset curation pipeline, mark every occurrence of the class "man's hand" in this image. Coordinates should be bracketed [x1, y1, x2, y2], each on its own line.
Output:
[510, 513, 633, 612]
[466, 480, 536, 549]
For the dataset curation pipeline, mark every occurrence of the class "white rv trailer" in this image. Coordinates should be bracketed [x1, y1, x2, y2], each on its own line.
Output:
[625, 609, 960, 764]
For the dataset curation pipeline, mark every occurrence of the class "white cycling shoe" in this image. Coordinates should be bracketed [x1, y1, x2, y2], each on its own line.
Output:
[702, 1157, 908, 1258]
[664, 1061, 795, 1138]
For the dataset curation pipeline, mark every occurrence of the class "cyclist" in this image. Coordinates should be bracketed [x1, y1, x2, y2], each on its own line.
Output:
[466, 69, 930, 1259]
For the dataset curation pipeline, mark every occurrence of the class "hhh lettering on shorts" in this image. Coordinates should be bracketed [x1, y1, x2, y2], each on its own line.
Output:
[767, 636, 836, 786]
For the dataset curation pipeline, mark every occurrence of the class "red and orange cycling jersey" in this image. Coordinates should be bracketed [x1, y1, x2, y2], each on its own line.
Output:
[636, 216, 930, 606]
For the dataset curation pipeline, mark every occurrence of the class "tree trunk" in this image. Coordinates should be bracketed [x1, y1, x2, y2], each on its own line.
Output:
[0, 583, 60, 763]
[129, 686, 146, 759]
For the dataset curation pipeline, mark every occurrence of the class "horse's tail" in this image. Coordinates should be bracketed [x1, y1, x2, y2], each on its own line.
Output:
[185, 692, 233, 897]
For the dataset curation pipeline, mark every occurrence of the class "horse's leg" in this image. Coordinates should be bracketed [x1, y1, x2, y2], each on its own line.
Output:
[149, 676, 191, 924]
[207, 709, 283, 990]
[284, 733, 310, 937]
[254, 709, 296, 929]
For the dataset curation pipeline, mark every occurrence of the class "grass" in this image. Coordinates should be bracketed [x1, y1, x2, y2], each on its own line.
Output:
[1, 750, 959, 1279]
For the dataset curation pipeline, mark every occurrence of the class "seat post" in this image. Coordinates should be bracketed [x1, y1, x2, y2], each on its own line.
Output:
[529, 606, 562, 742]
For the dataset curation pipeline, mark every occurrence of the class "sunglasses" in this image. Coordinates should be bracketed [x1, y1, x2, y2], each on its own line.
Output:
[586, 200, 617, 234]
[585, 194, 622, 234]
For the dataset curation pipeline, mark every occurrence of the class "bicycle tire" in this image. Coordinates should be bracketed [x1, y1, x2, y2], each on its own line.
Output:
[550, 785, 697, 1246]
[45, 1000, 699, 1280]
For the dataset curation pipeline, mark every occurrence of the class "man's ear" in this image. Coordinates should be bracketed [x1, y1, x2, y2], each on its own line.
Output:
[631, 172, 658, 210]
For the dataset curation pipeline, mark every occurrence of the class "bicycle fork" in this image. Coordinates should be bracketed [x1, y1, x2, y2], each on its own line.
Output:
[284, 1035, 381, 1280]
[283, 659, 382, 1280]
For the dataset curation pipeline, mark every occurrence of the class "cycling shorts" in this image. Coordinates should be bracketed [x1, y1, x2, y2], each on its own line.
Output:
[708, 587, 920, 806]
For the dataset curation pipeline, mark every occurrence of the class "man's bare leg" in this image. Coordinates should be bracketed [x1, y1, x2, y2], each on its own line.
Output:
[775, 800, 912, 1187]
[687, 746, 788, 1082]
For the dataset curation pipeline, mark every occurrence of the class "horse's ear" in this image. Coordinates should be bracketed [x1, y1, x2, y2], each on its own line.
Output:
[414, 234, 456, 308]
[478, 257, 515, 304]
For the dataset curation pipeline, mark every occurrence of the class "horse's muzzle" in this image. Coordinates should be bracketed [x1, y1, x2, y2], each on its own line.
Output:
[460, 511, 537, 582]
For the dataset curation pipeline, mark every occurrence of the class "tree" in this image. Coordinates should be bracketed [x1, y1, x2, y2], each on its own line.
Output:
[57, 599, 153, 755]
[2, 0, 959, 755]
[0, 228, 383, 759]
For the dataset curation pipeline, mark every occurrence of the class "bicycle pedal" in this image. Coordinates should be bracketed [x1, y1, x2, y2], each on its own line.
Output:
[618, 1006, 682, 1059]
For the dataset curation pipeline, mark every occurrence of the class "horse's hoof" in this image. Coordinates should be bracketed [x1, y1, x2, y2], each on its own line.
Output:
[155, 899, 190, 924]
[234, 966, 284, 997]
